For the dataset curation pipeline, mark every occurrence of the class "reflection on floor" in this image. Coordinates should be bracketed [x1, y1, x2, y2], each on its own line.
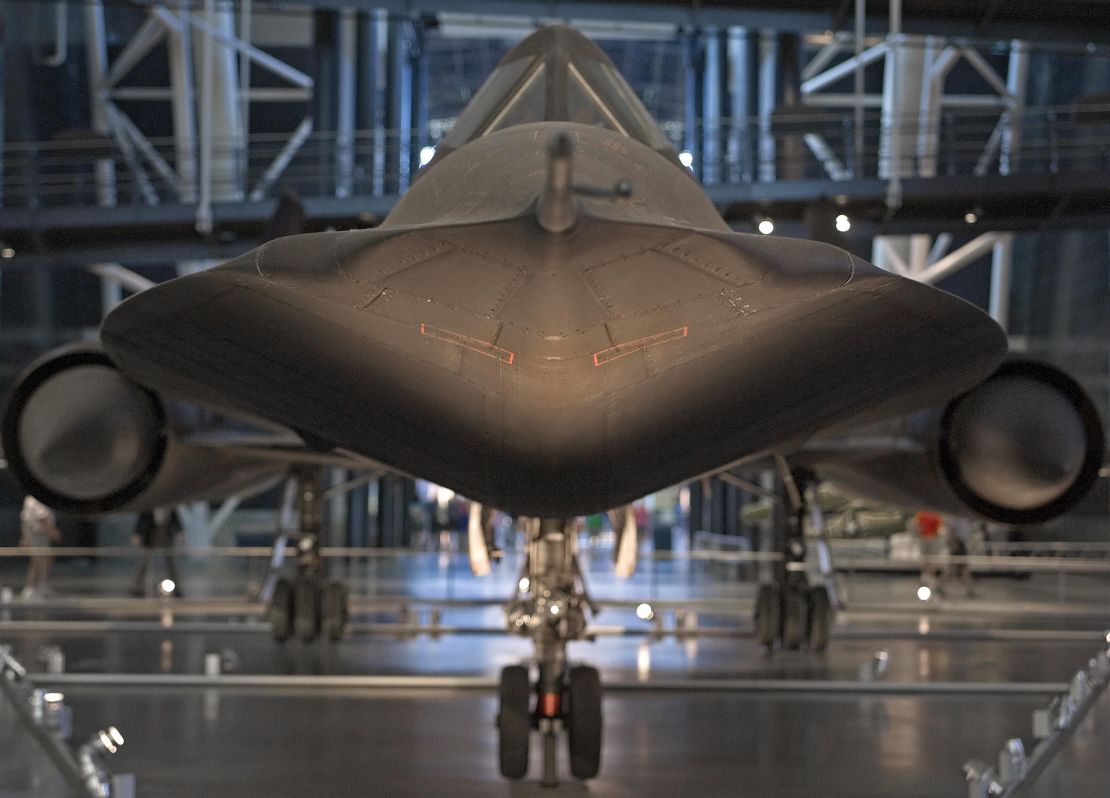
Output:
[0, 554, 1108, 797]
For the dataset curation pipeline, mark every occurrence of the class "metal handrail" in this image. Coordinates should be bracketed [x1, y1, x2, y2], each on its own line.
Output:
[3, 103, 1109, 209]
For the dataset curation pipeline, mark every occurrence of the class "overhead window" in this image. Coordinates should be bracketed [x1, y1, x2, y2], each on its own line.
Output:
[484, 63, 547, 134]
[565, 62, 626, 133]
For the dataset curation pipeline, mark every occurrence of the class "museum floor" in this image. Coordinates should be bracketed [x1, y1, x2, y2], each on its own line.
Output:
[1, 554, 1108, 797]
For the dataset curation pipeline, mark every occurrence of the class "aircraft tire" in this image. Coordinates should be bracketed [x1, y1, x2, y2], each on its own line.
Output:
[567, 665, 602, 780]
[294, 576, 322, 642]
[808, 586, 832, 652]
[269, 578, 295, 643]
[782, 586, 807, 650]
[498, 665, 531, 779]
[322, 580, 348, 642]
[755, 585, 780, 647]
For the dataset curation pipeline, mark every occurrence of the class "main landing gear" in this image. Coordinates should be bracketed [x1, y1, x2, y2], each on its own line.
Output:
[498, 518, 603, 786]
[754, 467, 837, 652]
[266, 467, 350, 643]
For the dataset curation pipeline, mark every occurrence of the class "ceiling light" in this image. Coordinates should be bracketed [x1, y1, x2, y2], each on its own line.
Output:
[757, 218, 774, 235]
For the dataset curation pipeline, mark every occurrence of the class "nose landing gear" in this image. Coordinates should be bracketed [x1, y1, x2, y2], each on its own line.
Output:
[498, 518, 603, 786]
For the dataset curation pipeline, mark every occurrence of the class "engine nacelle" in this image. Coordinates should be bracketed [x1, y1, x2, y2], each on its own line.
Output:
[802, 359, 1105, 525]
[1, 344, 286, 514]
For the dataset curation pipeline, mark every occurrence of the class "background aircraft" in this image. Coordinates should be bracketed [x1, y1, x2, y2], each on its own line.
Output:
[1, 24, 1103, 785]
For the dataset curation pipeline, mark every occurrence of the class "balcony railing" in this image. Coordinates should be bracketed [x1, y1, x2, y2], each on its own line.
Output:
[1, 104, 1109, 210]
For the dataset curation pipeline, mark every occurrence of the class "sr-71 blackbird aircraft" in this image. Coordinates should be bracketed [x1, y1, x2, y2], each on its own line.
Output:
[2, 25, 1104, 784]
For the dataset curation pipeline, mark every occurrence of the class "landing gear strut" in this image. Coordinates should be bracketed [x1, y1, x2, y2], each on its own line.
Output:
[265, 467, 349, 643]
[754, 467, 835, 651]
[499, 518, 602, 786]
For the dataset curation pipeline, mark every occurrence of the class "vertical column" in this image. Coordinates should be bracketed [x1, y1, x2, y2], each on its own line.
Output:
[313, 10, 339, 196]
[335, 10, 357, 198]
[723, 483, 739, 538]
[357, 10, 386, 196]
[167, 7, 197, 203]
[204, 7, 245, 200]
[84, 0, 116, 206]
[701, 27, 723, 184]
[238, 0, 252, 184]
[681, 29, 698, 163]
[726, 27, 757, 183]
[0, 26, 6, 208]
[989, 40, 1028, 330]
[85, 0, 123, 316]
[775, 32, 803, 180]
[999, 40, 1029, 176]
[377, 475, 416, 548]
[853, 0, 866, 176]
[687, 481, 707, 535]
[194, 0, 244, 233]
[756, 30, 777, 182]
[385, 16, 413, 194]
[879, 34, 925, 183]
[708, 479, 724, 536]
[989, 236, 1014, 329]
[875, 3, 928, 275]
[757, 471, 781, 585]
[346, 478, 370, 548]
[409, 19, 429, 180]
[377, 475, 398, 548]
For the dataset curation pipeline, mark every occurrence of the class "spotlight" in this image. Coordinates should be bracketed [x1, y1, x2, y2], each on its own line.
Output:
[757, 218, 774, 235]
[418, 146, 436, 167]
[678, 150, 694, 169]
[158, 579, 176, 597]
[834, 213, 851, 233]
[1, 247, 13, 259]
[964, 210, 978, 224]
[635, 602, 655, 621]
[917, 585, 932, 601]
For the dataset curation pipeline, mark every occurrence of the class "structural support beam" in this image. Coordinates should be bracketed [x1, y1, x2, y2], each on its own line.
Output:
[916, 232, 1003, 285]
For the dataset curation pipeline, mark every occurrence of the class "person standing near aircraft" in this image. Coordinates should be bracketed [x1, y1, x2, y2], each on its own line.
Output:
[130, 507, 183, 598]
[20, 494, 60, 599]
[916, 510, 947, 597]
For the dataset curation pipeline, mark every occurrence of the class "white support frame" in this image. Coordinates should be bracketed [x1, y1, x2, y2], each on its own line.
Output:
[83, 1, 315, 233]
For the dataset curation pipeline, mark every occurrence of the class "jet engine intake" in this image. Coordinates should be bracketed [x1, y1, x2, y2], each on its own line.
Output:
[1, 345, 284, 514]
[804, 359, 1105, 525]
[938, 359, 1104, 524]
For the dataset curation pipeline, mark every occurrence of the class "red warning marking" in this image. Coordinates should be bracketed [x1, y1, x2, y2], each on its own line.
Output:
[593, 326, 688, 367]
[540, 692, 561, 717]
[420, 323, 515, 365]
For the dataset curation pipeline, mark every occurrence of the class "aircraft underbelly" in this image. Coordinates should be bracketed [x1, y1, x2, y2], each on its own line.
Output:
[102, 214, 1005, 516]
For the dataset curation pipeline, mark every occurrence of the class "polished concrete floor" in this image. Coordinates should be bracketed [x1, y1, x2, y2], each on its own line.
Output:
[1, 555, 1108, 796]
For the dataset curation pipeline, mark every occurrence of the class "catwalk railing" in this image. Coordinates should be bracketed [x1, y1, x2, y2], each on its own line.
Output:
[2, 538, 1109, 607]
[2, 103, 1109, 210]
